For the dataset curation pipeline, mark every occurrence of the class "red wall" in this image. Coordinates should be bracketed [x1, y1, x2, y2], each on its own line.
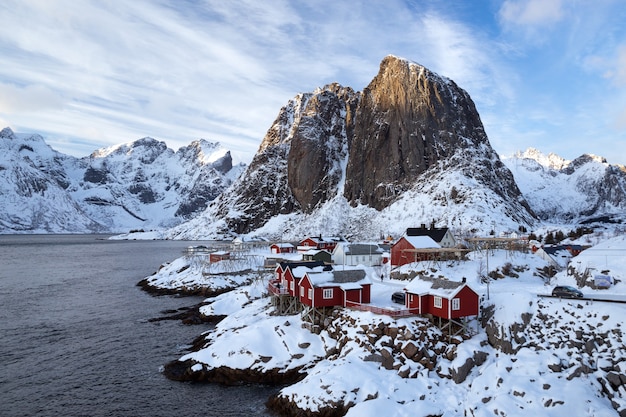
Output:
[451, 286, 479, 319]
[391, 237, 431, 267]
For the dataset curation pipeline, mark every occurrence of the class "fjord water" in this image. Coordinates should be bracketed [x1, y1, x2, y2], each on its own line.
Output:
[0, 235, 274, 417]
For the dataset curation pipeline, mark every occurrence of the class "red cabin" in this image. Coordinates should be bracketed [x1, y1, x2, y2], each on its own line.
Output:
[297, 236, 345, 253]
[404, 277, 479, 319]
[270, 243, 295, 254]
[391, 236, 440, 267]
[299, 270, 371, 308]
[209, 251, 230, 263]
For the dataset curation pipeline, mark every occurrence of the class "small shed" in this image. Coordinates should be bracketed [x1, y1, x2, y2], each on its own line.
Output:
[209, 251, 230, 263]
[270, 243, 295, 254]
[302, 249, 332, 264]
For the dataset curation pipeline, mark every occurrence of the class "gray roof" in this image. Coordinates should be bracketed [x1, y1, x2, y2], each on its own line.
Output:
[344, 244, 383, 256]
[331, 269, 367, 283]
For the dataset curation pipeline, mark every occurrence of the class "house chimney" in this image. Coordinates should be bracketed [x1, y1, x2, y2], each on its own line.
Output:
[420, 224, 426, 229]
[462, 277, 466, 283]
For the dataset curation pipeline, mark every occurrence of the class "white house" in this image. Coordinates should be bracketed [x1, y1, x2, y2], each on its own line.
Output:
[332, 243, 383, 267]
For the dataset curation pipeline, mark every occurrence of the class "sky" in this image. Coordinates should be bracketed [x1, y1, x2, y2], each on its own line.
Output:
[0, 0, 625, 165]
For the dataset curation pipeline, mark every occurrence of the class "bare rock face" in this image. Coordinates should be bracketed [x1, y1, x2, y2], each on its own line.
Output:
[210, 55, 533, 235]
[345, 55, 499, 209]
[215, 84, 359, 233]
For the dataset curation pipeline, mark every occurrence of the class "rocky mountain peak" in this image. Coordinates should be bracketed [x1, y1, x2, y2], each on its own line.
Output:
[1, 127, 15, 139]
[186, 55, 534, 238]
[344, 54, 499, 209]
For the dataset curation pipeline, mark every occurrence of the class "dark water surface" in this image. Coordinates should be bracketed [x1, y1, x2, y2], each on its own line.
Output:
[0, 235, 276, 417]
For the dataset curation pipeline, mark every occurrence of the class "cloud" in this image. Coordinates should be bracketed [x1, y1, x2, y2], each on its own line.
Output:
[0, 83, 63, 112]
[499, 0, 564, 27]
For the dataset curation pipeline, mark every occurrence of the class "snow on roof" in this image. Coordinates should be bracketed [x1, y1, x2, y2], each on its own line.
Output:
[402, 235, 440, 249]
[305, 269, 368, 288]
[292, 265, 326, 278]
[404, 276, 467, 298]
[272, 242, 294, 248]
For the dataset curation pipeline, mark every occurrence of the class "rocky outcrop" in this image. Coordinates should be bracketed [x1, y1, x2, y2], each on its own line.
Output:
[201, 55, 535, 236]
[483, 299, 626, 415]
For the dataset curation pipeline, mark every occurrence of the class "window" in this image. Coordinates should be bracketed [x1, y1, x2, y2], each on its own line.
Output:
[409, 294, 414, 303]
[308, 289, 313, 299]
[323, 288, 333, 299]
[300, 286, 304, 297]
[434, 296, 442, 308]
[452, 298, 460, 310]
[290, 281, 294, 291]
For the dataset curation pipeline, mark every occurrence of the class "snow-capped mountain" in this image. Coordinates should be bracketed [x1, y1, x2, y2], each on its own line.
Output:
[166, 55, 537, 240]
[502, 148, 626, 223]
[0, 127, 244, 233]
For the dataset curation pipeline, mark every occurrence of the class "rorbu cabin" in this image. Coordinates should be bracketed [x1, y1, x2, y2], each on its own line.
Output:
[270, 243, 295, 254]
[299, 269, 371, 308]
[404, 277, 479, 319]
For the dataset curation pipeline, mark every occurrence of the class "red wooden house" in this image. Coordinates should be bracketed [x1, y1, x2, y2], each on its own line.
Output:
[298, 269, 371, 308]
[270, 243, 295, 254]
[209, 251, 230, 263]
[297, 236, 345, 253]
[391, 235, 440, 267]
[403, 277, 479, 320]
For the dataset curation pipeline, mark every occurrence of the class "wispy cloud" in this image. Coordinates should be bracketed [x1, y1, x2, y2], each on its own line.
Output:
[0, 0, 624, 165]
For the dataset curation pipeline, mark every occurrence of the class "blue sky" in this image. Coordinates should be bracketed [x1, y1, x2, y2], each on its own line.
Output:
[0, 0, 625, 165]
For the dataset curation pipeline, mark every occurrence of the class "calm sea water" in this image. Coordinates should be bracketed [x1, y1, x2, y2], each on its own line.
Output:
[0, 235, 276, 417]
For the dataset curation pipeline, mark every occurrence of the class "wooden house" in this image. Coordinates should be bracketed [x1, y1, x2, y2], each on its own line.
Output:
[298, 269, 370, 324]
[332, 243, 384, 267]
[301, 249, 332, 264]
[403, 276, 479, 336]
[406, 224, 456, 248]
[391, 235, 440, 267]
[209, 251, 230, 263]
[299, 269, 370, 308]
[270, 243, 296, 254]
[297, 236, 345, 253]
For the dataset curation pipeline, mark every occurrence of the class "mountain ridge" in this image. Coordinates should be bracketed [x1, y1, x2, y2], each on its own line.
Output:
[0, 127, 243, 233]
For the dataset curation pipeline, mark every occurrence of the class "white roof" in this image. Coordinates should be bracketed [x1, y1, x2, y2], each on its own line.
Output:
[291, 265, 325, 278]
[404, 277, 467, 298]
[403, 235, 440, 249]
[272, 242, 294, 248]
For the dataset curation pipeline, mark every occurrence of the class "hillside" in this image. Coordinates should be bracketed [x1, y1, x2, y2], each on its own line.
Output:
[0, 127, 243, 233]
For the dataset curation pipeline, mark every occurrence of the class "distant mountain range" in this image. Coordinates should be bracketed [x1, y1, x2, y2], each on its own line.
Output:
[0, 127, 243, 233]
[2, 56, 625, 237]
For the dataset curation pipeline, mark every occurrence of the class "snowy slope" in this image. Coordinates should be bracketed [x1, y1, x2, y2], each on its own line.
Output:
[0, 127, 243, 233]
[503, 148, 626, 223]
[148, 236, 626, 416]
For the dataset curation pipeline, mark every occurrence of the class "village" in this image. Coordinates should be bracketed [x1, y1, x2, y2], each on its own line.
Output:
[149, 225, 626, 416]
[181, 223, 599, 340]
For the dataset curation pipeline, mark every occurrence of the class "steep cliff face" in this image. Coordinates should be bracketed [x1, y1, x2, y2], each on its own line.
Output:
[344, 55, 491, 209]
[212, 84, 359, 234]
[187, 55, 534, 238]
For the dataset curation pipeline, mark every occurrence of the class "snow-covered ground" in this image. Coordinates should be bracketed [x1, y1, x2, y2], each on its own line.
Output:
[146, 235, 626, 416]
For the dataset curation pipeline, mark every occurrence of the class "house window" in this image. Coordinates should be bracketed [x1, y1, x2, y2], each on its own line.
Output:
[308, 289, 313, 299]
[434, 296, 442, 308]
[290, 281, 294, 291]
[452, 298, 460, 310]
[323, 288, 333, 299]
[300, 287, 304, 298]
